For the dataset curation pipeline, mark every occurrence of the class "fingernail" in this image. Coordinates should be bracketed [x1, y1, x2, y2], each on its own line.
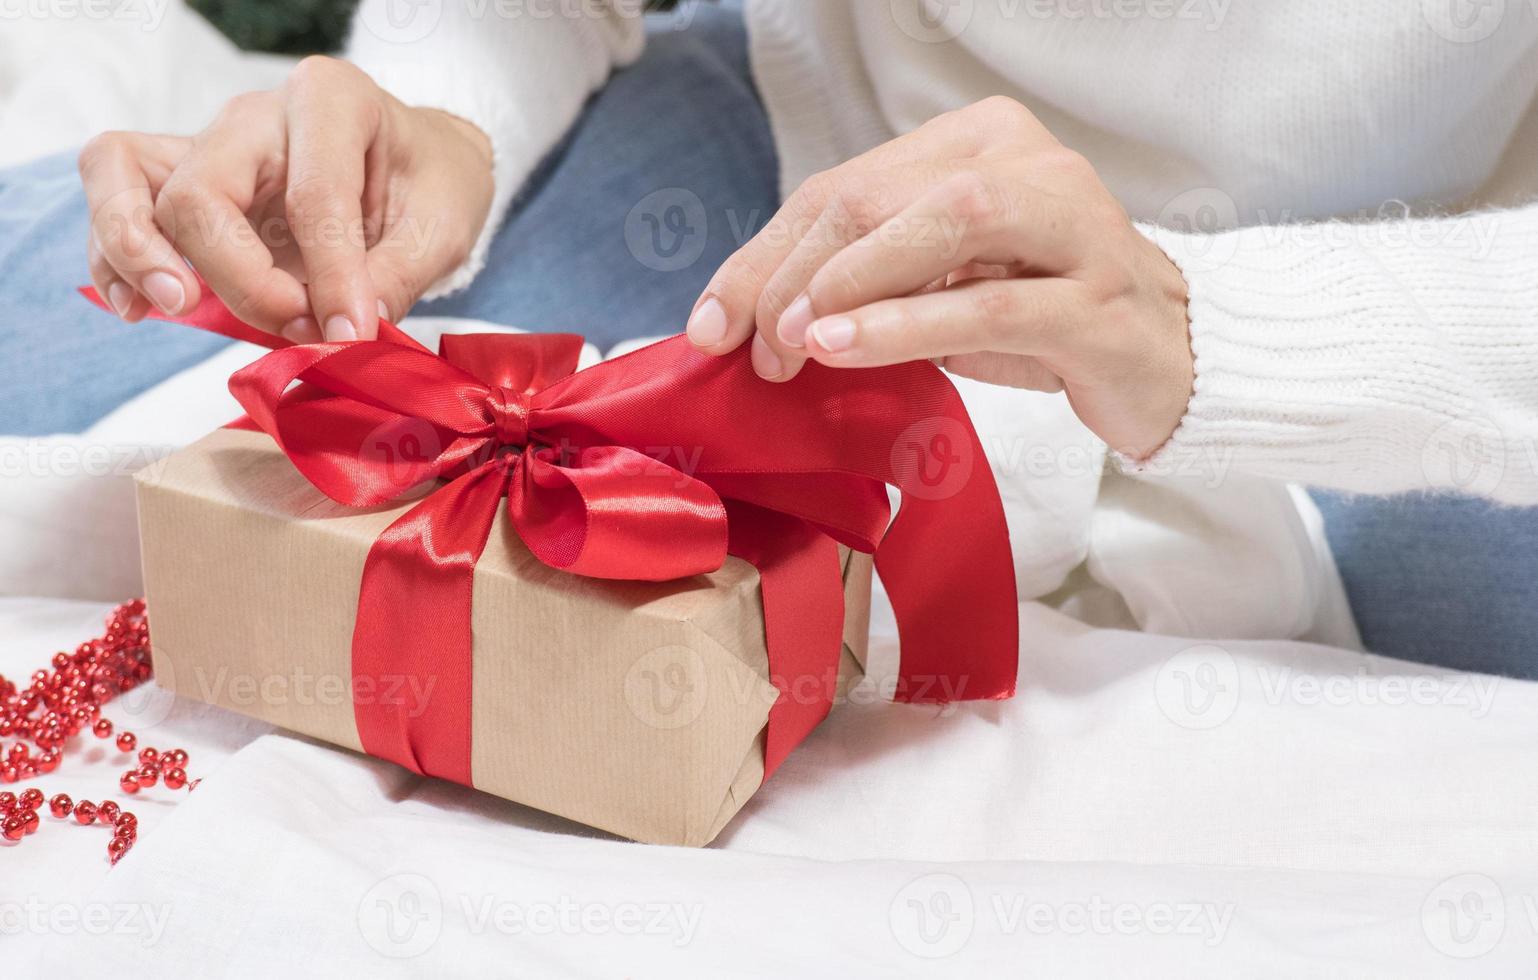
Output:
[810, 316, 857, 353]
[142, 271, 186, 315]
[751, 333, 783, 380]
[686, 297, 728, 347]
[107, 281, 134, 318]
[776, 294, 814, 349]
[280, 316, 322, 345]
[324, 315, 358, 342]
[377, 299, 391, 323]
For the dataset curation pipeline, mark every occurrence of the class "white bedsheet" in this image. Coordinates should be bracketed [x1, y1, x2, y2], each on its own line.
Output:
[5, 321, 1537, 977]
[4, 6, 1537, 975]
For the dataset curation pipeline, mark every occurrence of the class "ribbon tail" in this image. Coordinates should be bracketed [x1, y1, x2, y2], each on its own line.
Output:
[727, 502, 845, 779]
[879, 425, 1019, 704]
[351, 460, 510, 784]
[79, 284, 427, 351]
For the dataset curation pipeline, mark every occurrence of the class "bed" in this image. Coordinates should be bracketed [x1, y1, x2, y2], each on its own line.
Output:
[4, 6, 1536, 975]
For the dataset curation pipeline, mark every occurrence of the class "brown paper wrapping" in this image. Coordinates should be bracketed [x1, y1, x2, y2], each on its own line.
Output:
[134, 427, 872, 846]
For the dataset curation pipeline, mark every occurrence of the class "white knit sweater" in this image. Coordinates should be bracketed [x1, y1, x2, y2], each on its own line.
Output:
[346, 1, 1538, 504]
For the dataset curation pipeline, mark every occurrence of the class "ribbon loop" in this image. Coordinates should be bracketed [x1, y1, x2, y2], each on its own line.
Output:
[439, 332, 584, 393]
[512, 444, 729, 581]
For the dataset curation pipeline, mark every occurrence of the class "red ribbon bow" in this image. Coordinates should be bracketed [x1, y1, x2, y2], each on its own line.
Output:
[84, 288, 1018, 785]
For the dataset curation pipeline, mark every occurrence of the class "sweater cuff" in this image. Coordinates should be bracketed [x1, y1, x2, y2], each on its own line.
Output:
[1123, 220, 1512, 496]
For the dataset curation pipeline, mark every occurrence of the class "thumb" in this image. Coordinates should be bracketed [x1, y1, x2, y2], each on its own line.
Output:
[365, 227, 436, 326]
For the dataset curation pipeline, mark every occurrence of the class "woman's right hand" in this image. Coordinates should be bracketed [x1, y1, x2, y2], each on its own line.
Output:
[78, 55, 494, 342]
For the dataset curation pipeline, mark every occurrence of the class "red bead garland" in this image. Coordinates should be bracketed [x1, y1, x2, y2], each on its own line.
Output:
[0, 599, 199, 865]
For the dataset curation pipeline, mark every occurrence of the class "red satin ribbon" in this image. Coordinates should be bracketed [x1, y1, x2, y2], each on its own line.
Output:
[84, 288, 1018, 784]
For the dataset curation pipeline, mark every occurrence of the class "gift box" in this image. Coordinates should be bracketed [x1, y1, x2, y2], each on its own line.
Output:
[91, 287, 1018, 848]
[135, 427, 872, 846]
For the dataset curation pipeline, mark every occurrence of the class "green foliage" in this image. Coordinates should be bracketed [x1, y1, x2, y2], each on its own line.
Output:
[188, 0, 360, 54]
[190, 0, 685, 54]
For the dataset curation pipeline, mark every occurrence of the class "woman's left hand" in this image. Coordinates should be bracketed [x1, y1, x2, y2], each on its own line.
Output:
[685, 96, 1194, 460]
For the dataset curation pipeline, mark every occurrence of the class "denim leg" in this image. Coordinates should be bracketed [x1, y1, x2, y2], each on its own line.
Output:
[0, 2, 775, 435]
[416, 2, 779, 350]
[0, 151, 235, 435]
[1312, 491, 1538, 678]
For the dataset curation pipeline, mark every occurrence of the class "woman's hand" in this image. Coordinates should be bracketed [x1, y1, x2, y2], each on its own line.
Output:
[78, 56, 493, 343]
[685, 96, 1193, 460]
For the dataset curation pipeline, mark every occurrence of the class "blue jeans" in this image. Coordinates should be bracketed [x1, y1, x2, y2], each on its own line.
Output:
[1, 4, 1534, 678]
[1310, 492, 1538, 677]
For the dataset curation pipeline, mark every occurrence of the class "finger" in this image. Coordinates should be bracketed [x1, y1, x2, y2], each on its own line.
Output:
[78, 131, 197, 316]
[805, 172, 1084, 324]
[365, 222, 438, 327]
[158, 166, 311, 335]
[804, 277, 1083, 368]
[688, 97, 1058, 357]
[687, 162, 951, 360]
[754, 201, 875, 381]
[361, 118, 487, 328]
[685, 186, 816, 356]
[86, 234, 152, 322]
[943, 350, 1066, 393]
[155, 95, 311, 335]
[285, 57, 381, 341]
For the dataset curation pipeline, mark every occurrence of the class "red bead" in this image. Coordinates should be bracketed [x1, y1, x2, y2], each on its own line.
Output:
[115, 811, 137, 833]
[119, 772, 141, 794]
[1, 815, 24, 841]
[165, 749, 188, 767]
[162, 767, 187, 790]
[134, 767, 157, 788]
[107, 835, 131, 864]
[0, 600, 156, 844]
